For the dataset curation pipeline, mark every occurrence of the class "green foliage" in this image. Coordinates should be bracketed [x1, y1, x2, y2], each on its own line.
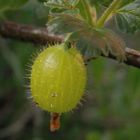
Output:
[89, 0, 134, 9]
[115, 0, 140, 33]
[38, 0, 46, 2]
[47, 18, 126, 61]
[46, 0, 127, 61]
[119, 0, 135, 7]
[44, 0, 79, 9]
[47, 14, 87, 34]
[76, 0, 95, 26]
[0, 0, 29, 12]
[88, 0, 138, 34]
[0, 1, 140, 140]
[86, 131, 101, 140]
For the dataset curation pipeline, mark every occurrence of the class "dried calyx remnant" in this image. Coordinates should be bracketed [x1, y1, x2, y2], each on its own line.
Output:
[30, 43, 87, 131]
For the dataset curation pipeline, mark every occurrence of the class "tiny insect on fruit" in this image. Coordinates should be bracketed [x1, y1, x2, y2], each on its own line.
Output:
[30, 43, 86, 113]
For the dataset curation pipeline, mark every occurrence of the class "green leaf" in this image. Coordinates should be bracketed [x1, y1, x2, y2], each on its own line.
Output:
[89, 0, 113, 7]
[47, 14, 102, 57]
[89, 0, 134, 7]
[68, 28, 105, 58]
[38, 0, 46, 2]
[44, 0, 80, 17]
[119, 0, 135, 7]
[45, 0, 96, 26]
[47, 14, 88, 34]
[0, 0, 28, 12]
[77, 0, 95, 26]
[115, 0, 140, 33]
[50, 7, 79, 15]
[47, 14, 126, 61]
[69, 29, 126, 61]
[44, 0, 79, 8]
[103, 30, 126, 61]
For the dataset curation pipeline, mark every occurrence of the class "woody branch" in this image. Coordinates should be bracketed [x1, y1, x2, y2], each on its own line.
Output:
[0, 21, 140, 68]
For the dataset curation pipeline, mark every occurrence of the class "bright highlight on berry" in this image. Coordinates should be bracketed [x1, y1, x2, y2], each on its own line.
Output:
[30, 44, 86, 113]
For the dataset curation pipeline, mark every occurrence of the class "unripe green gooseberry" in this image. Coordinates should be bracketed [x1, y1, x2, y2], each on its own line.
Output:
[30, 44, 86, 113]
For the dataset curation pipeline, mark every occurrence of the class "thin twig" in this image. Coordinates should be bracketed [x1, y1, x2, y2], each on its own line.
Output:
[0, 21, 140, 68]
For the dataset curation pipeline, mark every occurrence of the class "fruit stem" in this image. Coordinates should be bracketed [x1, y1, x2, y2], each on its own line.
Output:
[50, 113, 61, 132]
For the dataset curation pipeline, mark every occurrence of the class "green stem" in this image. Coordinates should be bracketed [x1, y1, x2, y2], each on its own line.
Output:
[97, 0, 122, 27]
[79, 0, 94, 26]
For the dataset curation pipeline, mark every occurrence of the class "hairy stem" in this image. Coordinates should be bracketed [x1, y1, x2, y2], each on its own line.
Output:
[97, 0, 122, 27]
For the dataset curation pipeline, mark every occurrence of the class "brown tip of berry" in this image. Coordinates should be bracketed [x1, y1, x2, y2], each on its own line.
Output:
[50, 113, 61, 132]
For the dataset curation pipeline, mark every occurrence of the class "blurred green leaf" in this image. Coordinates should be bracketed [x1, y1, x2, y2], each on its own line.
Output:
[88, 0, 133, 10]
[115, 0, 140, 33]
[44, 0, 79, 9]
[1, 46, 24, 85]
[0, 0, 29, 12]
[45, 0, 79, 6]
[89, 0, 113, 7]
[86, 131, 101, 140]
[120, 0, 135, 7]
[38, 0, 46, 2]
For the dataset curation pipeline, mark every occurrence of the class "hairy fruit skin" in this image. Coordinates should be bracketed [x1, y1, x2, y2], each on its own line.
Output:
[30, 44, 86, 113]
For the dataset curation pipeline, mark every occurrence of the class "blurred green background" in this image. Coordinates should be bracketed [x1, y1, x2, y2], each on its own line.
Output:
[0, 0, 140, 140]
